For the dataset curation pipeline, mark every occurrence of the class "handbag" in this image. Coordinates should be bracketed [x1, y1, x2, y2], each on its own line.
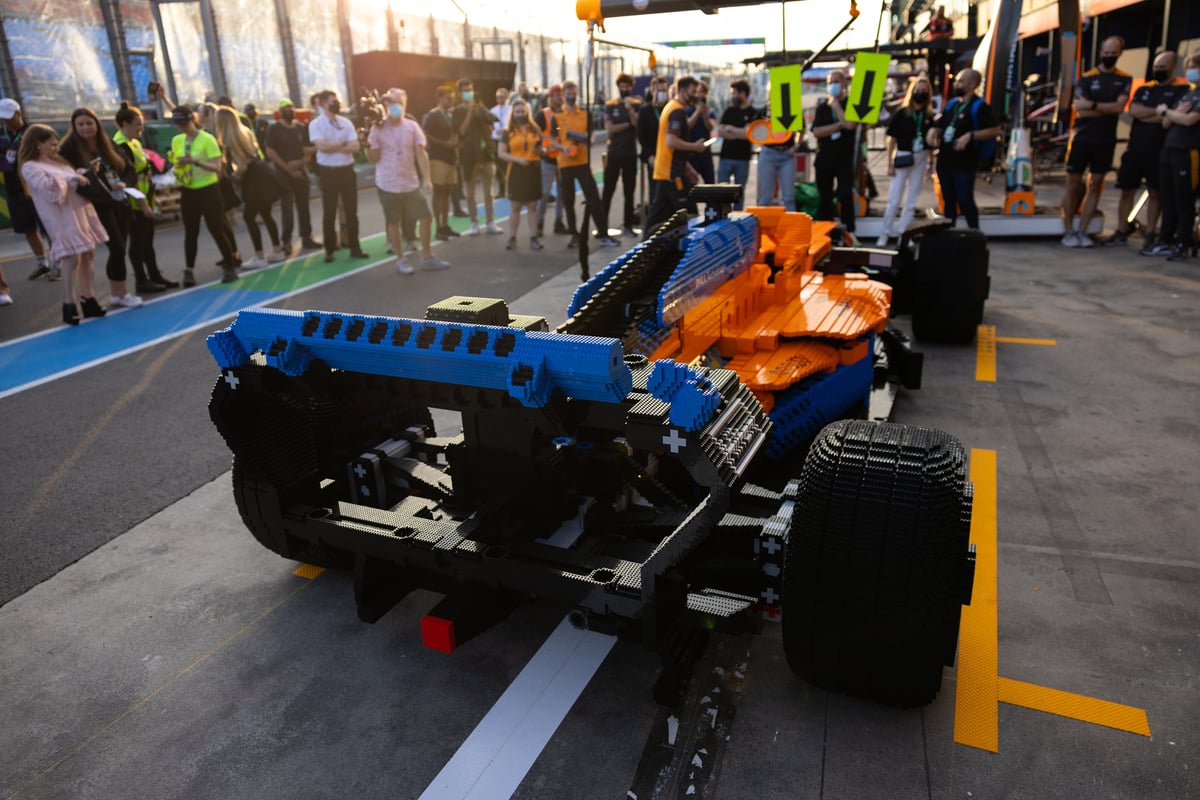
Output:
[893, 151, 915, 169]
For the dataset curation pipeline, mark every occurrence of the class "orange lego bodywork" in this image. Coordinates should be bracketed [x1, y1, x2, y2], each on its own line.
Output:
[650, 207, 892, 397]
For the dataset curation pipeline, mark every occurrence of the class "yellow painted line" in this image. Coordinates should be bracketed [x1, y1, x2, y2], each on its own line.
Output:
[995, 336, 1057, 346]
[975, 325, 997, 383]
[293, 564, 326, 579]
[954, 449, 999, 752]
[998, 678, 1151, 736]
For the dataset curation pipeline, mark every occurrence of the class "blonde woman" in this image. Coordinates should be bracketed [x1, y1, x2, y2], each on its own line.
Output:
[878, 75, 935, 246]
[498, 98, 544, 250]
[18, 124, 108, 324]
[216, 106, 285, 268]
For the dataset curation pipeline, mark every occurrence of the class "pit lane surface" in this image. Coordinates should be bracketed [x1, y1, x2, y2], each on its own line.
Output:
[1, 179, 1197, 799]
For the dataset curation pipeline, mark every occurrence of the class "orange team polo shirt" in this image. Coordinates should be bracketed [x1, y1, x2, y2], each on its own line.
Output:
[653, 99, 687, 182]
[506, 127, 540, 176]
[554, 107, 589, 168]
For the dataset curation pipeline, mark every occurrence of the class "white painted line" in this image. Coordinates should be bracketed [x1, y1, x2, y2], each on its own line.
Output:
[419, 616, 616, 800]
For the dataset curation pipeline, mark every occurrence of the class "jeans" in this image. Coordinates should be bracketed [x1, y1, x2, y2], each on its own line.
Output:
[936, 165, 979, 229]
[717, 158, 751, 209]
[756, 147, 796, 211]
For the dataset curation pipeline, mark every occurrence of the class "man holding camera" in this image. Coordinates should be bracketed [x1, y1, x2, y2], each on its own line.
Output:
[308, 90, 369, 262]
[366, 88, 449, 275]
[551, 80, 618, 249]
[454, 78, 502, 236]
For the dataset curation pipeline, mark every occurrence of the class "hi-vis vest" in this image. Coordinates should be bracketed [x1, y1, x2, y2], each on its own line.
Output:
[113, 130, 153, 211]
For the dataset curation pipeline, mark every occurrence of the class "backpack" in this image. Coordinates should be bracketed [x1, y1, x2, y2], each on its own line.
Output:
[946, 96, 997, 166]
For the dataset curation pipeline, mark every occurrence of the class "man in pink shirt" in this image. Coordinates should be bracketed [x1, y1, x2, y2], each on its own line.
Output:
[366, 88, 449, 274]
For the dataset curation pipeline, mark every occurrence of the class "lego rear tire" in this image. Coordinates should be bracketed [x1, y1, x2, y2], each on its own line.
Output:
[781, 419, 973, 707]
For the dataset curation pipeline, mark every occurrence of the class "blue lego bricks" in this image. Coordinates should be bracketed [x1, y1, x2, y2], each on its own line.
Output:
[647, 360, 722, 432]
[207, 308, 634, 407]
[764, 334, 875, 459]
[568, 240, 648, 318]
[656, 215, 758, 327]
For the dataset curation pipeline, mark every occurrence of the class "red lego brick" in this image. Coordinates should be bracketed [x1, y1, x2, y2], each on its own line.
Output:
[421, 615, 457, 653]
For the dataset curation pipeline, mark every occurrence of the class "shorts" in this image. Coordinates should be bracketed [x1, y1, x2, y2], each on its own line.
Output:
[429, 159, 457, 187]
[378, 187, 431, 228]
[6, 190, 44, 235]
[1115, 147, 1161, 191]
[1066, 138, 1115, 175]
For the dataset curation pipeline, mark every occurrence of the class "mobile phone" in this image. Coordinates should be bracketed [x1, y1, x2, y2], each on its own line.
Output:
[703, 137, 721, 148]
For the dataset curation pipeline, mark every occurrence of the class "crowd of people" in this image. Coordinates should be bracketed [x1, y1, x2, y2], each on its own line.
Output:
[2, 46, 1199, 316]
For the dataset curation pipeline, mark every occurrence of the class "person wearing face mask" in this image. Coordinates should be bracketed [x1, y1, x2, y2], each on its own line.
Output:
[878, 75, 935, 246]
[490, 87, 512, 198]
[1107, 52, 1185, 247]
[422, 86, 463, 241]
[1143, 53, 1200, 262]
[309, 90, 369, 263]
[686, 81, 718, 185]
[550, 80, 619, 249]
[453, 78, 503, 236]
[928, 68, 1001, 231]
[1061, 36, 1132, 247]
[498, 98, 545, 250]
[366, 88, 449, 275]
[637, 75, 670, 205]
[602, 73, 642, 238]
[644, 76, 708, 235]
[717, 79, 757, 210]
[809, 69, 858, 227]
[266, 98, 322, 254]
[536, 84, 568, 238]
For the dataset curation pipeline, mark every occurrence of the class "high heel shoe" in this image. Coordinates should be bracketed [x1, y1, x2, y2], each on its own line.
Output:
[62, 302, 80, 325]
[80, 296, 106, 318]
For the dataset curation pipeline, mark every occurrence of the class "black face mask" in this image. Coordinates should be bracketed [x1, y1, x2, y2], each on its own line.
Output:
[1100, 55, 1118, 70]
[619, 88, 631, 98]
[281, 108, 295, 122]
[1154, 69, 1171, 83]
[327, 99, 341, 115]
[952, 86, 967, 97]
[912, 91, 929, 105]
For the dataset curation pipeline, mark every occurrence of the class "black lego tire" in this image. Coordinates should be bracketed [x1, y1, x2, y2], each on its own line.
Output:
[782, 419, 973, 707]
[911, 227, 989, 344]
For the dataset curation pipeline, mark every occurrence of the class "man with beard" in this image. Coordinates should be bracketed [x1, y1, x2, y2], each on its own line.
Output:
[265, 98, 322, 254]
[717, 79, 757, 209]
[602, 72, 641, 237]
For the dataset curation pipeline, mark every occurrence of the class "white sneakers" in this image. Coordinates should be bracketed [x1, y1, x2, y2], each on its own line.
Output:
[463, 221, 481, 236]
[241, 257, 268, 269]
[396, 257, 415, 275]
[463, 221, 504, 236]
[484, 222, 504, 235]
[0, 292, 13, 306]
[110, 293, 143, 309]
[266, 250, 287, 263]
[1061, 230, 1094, 248]
[397, 255, 451, 275]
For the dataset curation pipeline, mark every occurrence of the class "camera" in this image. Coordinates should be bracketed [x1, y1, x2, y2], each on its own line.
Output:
[352, 88, 387, 130]
[147, 81, 161, 98]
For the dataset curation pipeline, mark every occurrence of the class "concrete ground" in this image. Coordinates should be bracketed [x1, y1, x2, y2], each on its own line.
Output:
[1, 156, 1197, 799]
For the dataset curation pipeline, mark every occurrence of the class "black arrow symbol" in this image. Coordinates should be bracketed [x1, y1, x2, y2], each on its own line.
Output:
[853, 71, 876, 120]
[776, 85, 797, 129]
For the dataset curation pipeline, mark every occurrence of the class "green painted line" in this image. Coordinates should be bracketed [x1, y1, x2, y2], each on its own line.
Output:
[213, 233, 390, 292]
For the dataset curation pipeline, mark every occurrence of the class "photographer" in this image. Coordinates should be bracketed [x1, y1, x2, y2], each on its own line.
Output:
[366, 88, 448, 274]
[308, 90, 369, 263]
[454, 78, 502, 235]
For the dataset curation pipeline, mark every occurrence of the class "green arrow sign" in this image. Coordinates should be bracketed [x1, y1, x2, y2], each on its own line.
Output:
[769, 65, 804, 133]
[846, 51, 891, 124]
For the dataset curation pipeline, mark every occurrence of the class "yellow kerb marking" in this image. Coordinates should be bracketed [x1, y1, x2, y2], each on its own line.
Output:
[955, 449, 999, 752]
[293, 564, 326, 579]
[998, 678, 1151, 736]
[975, 325, 997, 382]
[995, 337, 1057, 346]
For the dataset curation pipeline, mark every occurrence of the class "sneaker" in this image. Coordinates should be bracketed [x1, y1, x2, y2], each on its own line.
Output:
[1166, 246, 1190, 262]
[301, 238, 323, 251]
[183, 269, 196, 287]
[110, 293, 144, 309]
[554, 220, 569, 235]
[1077, 233, 1094, 248]
[567, 234, 578, 249]
[485, 222, 504, 235]
[221, 268, 239, 283]
[266, 250, 287, 263]
[28, 263, 50, 280]
[875, 235, 889, 248]
[463, 221, 481, 236]
[241, 257, 268, 270]
[1102, 231, 1128, 246]
[621, 226, 637, 238]
[396, 257, 415, 275]
[505, 237, 516, 250]
[281, 239, 293, 255]
[0, 292, 12, 306]
[1139, 241, 1173, 257]
[530, 236, 544, 250]
[1061, 230, 1080, 247]
[598, 236, 620, 248]
[420, 255, 450, 270]
[48, 262, 61, 281]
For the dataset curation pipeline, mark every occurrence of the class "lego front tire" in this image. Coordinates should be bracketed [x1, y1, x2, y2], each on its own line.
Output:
[781, 419, 973, 707]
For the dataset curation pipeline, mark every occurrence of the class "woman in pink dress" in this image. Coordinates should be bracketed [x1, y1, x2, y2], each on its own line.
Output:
[18, 124, 108, 324]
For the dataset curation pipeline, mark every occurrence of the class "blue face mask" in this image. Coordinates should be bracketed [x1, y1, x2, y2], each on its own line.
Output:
[1188, 68, 1200, 84]
[388, 103, 404, 119]
[828, 83, 843, 98]
[462, 91, 474, 103]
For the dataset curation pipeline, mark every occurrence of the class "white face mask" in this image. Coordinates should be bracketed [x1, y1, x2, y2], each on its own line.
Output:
[656, 90, 668, 103]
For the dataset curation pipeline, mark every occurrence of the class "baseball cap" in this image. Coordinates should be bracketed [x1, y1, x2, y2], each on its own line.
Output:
[278, 98, 294, 109]
[0, 98, 20, 120]
[170, 105, 194, 124]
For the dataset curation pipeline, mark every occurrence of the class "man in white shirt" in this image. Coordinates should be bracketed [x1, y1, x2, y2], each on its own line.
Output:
[366, 88, 449, 274]
[308, 90, 369, 263]
[490, 87, 512, 197]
